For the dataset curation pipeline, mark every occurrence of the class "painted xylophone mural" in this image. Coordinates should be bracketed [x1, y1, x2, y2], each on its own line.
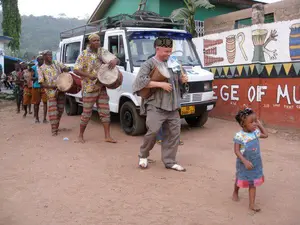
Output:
[193, 19, 300, 128]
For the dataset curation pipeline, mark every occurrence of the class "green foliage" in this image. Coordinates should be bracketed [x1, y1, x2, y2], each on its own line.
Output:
[0, 12, 86, 59]
[1, 0, 21, 52]
[170, 0, 214, 37]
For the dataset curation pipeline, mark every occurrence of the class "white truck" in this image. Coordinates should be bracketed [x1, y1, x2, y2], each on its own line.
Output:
[58, 14, 216, 136]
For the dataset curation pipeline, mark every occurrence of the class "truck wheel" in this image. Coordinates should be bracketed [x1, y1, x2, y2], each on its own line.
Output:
[65, 95, 78, 116]
[185, 112, 208, 127]
[120, 101, 146, 136]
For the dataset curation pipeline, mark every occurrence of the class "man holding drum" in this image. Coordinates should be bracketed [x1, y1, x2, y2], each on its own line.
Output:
[39, 50, 69, 136]
[73, 33, 119, 144]
[132, 37, 188, 172]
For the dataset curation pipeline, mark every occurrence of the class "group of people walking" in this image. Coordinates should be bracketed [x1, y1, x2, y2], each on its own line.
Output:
[13, 57, 48, 123]
[11, 34, 268, 213]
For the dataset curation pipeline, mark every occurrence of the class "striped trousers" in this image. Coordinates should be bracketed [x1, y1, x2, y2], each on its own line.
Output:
[48, 92, 65, 134]
[80, 87, 110, 130]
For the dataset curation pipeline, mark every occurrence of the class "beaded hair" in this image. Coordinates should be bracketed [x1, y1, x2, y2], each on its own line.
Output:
[235, 107, 254, 126]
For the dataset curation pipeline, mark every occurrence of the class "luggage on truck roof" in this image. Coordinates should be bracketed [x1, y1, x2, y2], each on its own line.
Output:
[60, 12, 185, 40]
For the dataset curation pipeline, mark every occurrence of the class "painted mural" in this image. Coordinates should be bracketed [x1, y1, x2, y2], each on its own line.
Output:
[192, 18, 300, 128]
[290, 23, 300, 61]
[193, 19, 300, 66]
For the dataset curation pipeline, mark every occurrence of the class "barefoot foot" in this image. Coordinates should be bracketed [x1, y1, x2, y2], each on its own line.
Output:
[77, 136, 85, 143]
[52, 132, 58, 136]
[249, 206, 261, 213]
[232, 192, 240, 202]
[105, 137, 117, 143]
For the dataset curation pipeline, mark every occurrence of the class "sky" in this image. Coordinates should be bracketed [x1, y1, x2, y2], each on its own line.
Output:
[18, 0, 100, 19]
[18, 0, 281, 19]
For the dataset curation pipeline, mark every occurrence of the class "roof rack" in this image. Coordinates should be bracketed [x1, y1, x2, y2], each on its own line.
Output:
[60, 13, 186, 40]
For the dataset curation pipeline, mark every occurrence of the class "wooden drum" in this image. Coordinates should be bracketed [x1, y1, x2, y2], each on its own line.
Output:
[56, 72, 82, 94]
[138, 65, 170, 99]
[97, 64, 123, 89]
[97, 48, 123, 89]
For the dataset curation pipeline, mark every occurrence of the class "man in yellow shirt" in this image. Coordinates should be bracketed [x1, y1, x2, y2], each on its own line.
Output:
[74, 34, 119, 144]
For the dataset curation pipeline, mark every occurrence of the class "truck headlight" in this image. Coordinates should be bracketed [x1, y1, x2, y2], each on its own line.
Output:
[204, 82, 212, 91]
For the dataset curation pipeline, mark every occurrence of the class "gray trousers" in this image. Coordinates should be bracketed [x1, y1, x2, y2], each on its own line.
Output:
[139, 105, 181, 167]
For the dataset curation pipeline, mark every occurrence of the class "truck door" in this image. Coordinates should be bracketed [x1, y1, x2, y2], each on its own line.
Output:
[104, 32, 132, 113]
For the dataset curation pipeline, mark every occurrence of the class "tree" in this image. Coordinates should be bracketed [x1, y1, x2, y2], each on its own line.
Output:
[1, 0, 22, 52]
[170, 0, 214, 37]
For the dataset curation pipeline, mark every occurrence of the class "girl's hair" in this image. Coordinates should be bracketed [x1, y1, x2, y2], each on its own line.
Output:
[235, 107, 254, 126]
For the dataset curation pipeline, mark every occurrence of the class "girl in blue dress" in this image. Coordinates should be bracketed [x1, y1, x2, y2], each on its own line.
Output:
[232, 107, 268, 213]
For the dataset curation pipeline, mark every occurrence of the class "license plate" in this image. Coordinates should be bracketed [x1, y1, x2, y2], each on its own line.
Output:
[181, 105, 195, 115]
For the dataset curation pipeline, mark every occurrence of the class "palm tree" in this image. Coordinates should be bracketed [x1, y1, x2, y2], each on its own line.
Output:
[170, 0, 214, 37]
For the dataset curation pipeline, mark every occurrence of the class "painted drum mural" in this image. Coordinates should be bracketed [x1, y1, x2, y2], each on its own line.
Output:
[193, 18, 300, 128]
[193, 19, 300, 66]
[226, 35, 236, 64]
[290, 23, 300, 61]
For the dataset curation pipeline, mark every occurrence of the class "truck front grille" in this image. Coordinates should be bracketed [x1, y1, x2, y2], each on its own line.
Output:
[181, 93, 203, 103]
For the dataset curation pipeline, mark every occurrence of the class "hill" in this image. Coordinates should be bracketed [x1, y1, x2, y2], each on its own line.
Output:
[0, 13, 86, 59]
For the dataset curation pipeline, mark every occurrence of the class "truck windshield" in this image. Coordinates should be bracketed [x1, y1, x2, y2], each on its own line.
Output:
[128, 31, 201, 67]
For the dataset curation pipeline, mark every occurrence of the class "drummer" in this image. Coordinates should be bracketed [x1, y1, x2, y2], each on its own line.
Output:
[73, 33, 119, 144]
[38, 50, 69, 136]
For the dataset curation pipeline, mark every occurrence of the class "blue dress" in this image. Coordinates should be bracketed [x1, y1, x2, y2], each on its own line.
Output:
[233, 129, 264, 188]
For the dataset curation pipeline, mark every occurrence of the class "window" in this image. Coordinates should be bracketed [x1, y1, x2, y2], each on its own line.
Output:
[235, 13, 275, 29]
[235, 18, 252, 29]
[265, 13, 275, 24]
[108, 35, 125, 57]
[64, 42, 81, 64]
[83, 33, 104, 50]
[128, 32, 200, 67]
[195, 20, 205, 37]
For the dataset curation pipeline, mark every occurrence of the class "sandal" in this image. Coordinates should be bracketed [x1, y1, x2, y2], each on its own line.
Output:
[166, 164, 186, 172]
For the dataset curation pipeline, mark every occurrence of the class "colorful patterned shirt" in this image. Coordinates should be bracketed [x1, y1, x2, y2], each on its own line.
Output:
[23, 69, 33, 88]
[233, 129, 261, 154]
[74, 47, 116, 93]
[38, 61, 67, 98]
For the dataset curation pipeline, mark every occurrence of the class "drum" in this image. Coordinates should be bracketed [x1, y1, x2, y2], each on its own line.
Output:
[56, 72, 82, 94]
[100, 48, 117, 63]
[289, 23, 300, 61]
[252, 29, 268, 46]
[138, 66, 170, 99]
[252, 29, 268, 62]
[226, 35, 236, 64]
[97, 64, 123, 89]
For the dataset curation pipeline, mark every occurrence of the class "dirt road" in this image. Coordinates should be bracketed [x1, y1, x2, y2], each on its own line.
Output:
[1, 102, 300, 225]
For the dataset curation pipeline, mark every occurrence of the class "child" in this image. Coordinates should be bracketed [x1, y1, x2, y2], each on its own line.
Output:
[232, 107, 268, 213]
